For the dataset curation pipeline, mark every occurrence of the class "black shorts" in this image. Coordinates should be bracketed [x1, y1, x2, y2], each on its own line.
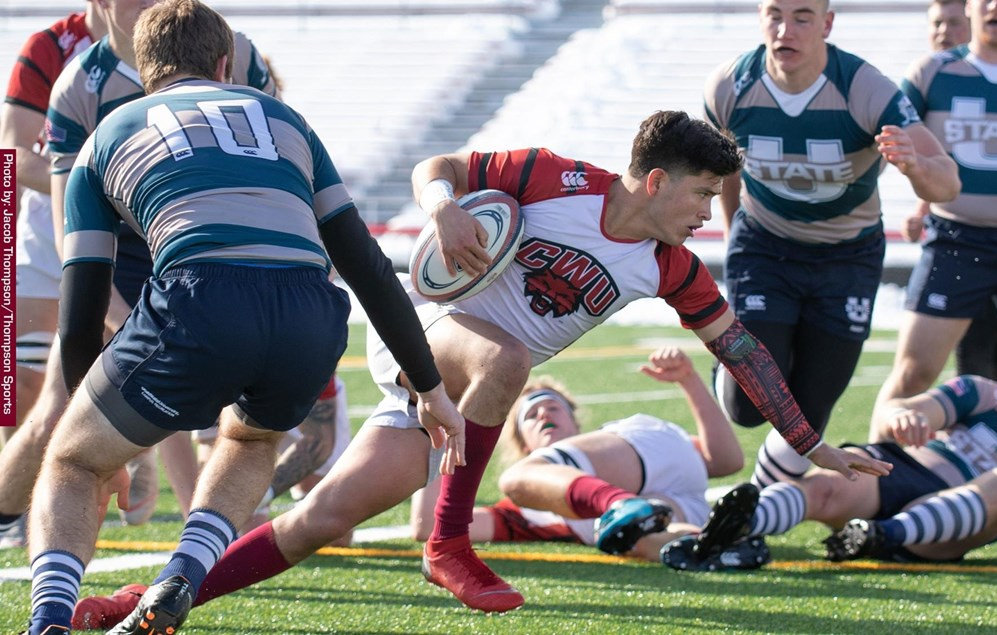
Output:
[905, 215, 997, 318]
[844, 442, 950, 519]
[725, 211, 884, 341]
[87, 263, 350, 446]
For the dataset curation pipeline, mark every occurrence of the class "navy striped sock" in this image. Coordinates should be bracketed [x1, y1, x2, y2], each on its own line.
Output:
[880, 489, 987, 546]
[28, 550, 84, 633]
[153, 508, 236, 593]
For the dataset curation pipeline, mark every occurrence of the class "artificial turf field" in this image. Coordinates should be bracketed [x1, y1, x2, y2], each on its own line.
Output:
[2, 323, 995, 633]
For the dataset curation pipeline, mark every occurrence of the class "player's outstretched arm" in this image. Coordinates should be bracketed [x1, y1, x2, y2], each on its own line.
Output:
[640, 347, 743, 476]
[694, 309, 892, 480]
[59, 261, 112, 391]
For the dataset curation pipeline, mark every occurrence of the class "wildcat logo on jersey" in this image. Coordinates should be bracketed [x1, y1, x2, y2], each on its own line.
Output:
[944, 97, 997, 171]
[745, 135, 852, 203]
[516, 238, 619, 318]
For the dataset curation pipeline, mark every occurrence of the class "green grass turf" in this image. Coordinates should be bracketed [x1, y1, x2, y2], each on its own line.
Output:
[3, 323, 996, 633]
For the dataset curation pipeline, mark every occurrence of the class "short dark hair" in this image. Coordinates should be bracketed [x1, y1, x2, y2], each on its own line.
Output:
[135, 0, 234, 93]
[628, 111, 742, 179]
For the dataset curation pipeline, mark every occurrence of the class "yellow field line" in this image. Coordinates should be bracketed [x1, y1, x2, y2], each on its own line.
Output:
[94, 540, 997, 573]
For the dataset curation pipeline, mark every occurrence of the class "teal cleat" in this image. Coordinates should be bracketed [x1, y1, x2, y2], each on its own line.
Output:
[594, 497, 673, 555]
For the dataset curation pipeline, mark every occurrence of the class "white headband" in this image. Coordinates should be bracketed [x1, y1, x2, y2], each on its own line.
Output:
[516, 389, 573, 432]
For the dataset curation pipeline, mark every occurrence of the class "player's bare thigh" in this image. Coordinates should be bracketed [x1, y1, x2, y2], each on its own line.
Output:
[887, 313, 970, 395]
[564, 432, 644, 498]
[419, 313, 530, 424]
[798, 447, 882, 527]
[273, 425, 431, 563]
[45, 388, 147, 476]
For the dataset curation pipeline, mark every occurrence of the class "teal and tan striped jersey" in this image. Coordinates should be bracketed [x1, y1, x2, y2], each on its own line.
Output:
[705, 44, 921, 244]
[903, 46, 997, 228]
[46, 32, 276, 174]
[62, 79, 352, 275]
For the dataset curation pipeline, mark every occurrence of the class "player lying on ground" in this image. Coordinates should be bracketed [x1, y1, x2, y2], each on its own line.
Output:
[658, 374, 997, 571]
[411, 347, 769, 566]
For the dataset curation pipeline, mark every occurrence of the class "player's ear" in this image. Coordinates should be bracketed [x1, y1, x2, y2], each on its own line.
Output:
[646, 168, 669, 196]
[214, 54, 230, 83]
[823, 10, 834, 38]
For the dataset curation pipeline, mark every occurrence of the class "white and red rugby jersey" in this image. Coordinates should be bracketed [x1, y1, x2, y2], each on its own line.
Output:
[5, 12, 93, 115]
[457, 148, 727, 365]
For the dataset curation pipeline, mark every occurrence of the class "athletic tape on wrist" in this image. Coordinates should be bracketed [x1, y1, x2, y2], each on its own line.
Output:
[419, 178, 455, 213]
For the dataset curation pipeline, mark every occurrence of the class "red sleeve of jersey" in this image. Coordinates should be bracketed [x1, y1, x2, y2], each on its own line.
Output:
[5, 28, 65, 114]
[467, 148, 617, 205]
[656, 244, 728, 330]
[486, 498, 580, 543]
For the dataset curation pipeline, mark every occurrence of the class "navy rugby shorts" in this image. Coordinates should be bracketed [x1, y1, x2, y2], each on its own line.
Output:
[905, 215, 997, 318]
[724, 210, 884, 341]
[843, 442, 950, 519]
[86, 263, 349, 446]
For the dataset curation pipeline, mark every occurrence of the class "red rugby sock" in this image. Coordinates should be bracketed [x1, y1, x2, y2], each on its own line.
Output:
[565, 475, 634, 518]
[429, 419, 502, 542]
[195, 521, 292, 606]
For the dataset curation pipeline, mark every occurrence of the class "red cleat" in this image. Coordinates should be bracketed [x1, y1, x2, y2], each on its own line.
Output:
[422, 535, 524, 613]
[72, 583, 147, 630]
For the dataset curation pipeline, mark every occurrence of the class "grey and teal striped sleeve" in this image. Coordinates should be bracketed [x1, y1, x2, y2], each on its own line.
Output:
[62, 135, 119, 267]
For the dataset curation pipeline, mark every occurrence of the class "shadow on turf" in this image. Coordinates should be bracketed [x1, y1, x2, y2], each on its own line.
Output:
[180, 555, 994, 633]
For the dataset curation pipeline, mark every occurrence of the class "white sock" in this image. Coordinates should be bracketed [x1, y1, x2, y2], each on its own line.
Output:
[751, 428, 813, 488]
[750, 482, 807, 536]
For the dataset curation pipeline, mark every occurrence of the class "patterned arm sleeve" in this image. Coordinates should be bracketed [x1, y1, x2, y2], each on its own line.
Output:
[705, 319, 821, 455]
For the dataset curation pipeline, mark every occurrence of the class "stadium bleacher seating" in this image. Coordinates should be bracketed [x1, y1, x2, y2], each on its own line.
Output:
[0, 0, 936, 273]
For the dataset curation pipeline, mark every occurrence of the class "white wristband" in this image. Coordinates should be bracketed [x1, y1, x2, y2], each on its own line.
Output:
[419, 178, 455, 213]
[802, 439, 824, 458]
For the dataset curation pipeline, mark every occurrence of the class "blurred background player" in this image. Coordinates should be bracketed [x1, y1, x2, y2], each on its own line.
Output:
[0, 2, 105, 439]
[890, 0, 997, 401]
[0, 0, 106, 549]
[0, 0, 282, 549]
[705, 0, 959, 488]
[25, 1, 463, 632]
[873, 0, 997, 417]
[664, 374, 997, 570]
[410, 347, 752, 564]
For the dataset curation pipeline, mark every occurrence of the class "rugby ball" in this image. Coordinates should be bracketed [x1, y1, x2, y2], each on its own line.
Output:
[409, 190, 523, 302]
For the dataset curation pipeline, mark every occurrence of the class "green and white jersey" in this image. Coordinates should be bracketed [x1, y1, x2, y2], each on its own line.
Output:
[705, 44, 920, 244]
[62, 79, 352, 275]
[46, 32, 276, 173]
[903, 45, 997, 228]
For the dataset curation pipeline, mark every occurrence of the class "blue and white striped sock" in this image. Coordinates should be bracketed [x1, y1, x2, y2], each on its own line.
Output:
[28, 550, 84, 633]
[153, 508, 236, 593]
[749, 482, 807, 536]
[751, 429, 813, 488]
[880, 489, 987, 546]
[0, 512, 22, 532]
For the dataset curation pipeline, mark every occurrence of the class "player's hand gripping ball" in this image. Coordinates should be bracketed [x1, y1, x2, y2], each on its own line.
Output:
[410, 190, 523, 302]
